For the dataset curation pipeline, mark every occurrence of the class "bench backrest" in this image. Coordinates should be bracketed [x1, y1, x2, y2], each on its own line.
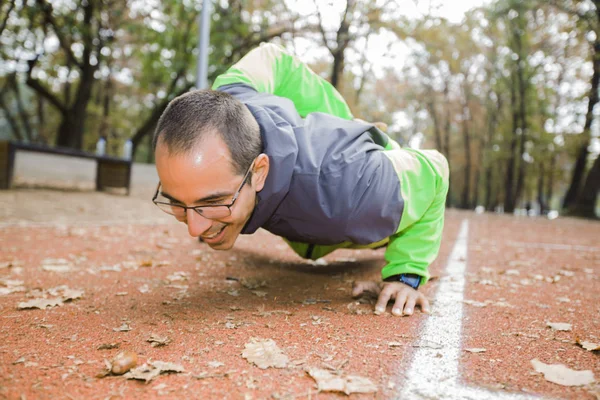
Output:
[9, 141, 131, 164]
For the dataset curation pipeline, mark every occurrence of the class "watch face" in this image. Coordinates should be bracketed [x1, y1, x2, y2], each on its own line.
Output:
[400, 274, 421, 289]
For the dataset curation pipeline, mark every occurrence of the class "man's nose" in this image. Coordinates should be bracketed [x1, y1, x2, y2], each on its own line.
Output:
[186, 209, 212, 237]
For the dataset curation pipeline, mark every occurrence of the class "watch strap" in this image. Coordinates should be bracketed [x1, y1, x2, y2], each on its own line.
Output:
[384, 273, 422, 289]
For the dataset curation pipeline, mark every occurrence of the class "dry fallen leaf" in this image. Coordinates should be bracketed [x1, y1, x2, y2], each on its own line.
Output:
[547, 322, 572, 331]
[41, 258, 73, 273]
[0, 279, 26, 295]
[124, 361, 185, 383]
[16, 285, 84, 310]
[48, 286, 84, 301]
[462, 299, 489, 308]
[346, 302, 371, 315]
[138, 284, 150, 294]
[151, 361, 185, 373]
[207, 361, 224, 368]
[17, 297, 63, 310]
[113, 323, 132, 332]
[240, 277, 267, 290]
[97, 343, 120, 350]
[531, 359, 595, 386]
[242, 338, 289, 369]
[124, 364, 162, 382]
[307, 368, 377, 394]
[388, 342, 404, 347]
[465, 348, 487, 353]
[147, 334, 171, 347]
[0, 260, 21, 270]
[412, 340, 443, 350]
[576, 338, 600, 352]
[166, 272, 188, 282]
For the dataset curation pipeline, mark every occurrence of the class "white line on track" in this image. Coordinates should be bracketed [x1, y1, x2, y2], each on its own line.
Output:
[398, 219, 545, 400]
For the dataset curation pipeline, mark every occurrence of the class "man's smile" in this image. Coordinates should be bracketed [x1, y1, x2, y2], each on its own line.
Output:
[201, 225, 227, 243]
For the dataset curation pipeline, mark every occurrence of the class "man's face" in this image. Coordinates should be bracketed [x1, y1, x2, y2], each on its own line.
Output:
[155, 134, 267, 250]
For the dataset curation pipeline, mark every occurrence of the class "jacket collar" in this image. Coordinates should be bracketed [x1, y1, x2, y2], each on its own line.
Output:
[241, 103, 298, 234]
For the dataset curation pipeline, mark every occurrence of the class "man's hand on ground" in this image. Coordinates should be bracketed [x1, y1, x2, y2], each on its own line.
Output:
[352, 281, 431, 317]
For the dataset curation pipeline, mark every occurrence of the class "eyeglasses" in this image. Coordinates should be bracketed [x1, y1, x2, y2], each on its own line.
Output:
[152, 161, 254, 220]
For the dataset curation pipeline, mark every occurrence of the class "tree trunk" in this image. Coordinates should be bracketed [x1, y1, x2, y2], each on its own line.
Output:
[130, 82, 195, 155]
[0, 91, 24, 141]
[329, 0, 354, 89]
[9, 74, 33, 141]
[37, 96, 47, 144]
[563, 39, 600, 209]
[443, 83, 452, 207]
[546, 152, 556, 210]
[484, 92, 501, 211]
[537, 162, 547, 214]
[461, 102, 472, 209]
[504, 75, 519, 213]
[56, 115, 82, 148]
[99, 77, 112, 151]
[485, 165, 494, 211]
[473, 164, 481, 207]
[427, 99, 443, 151]
[569, 154, 600, 218]
[514, 31, 528, 205]
[146, 133, 154, 164]
[330, 48, 345, 90]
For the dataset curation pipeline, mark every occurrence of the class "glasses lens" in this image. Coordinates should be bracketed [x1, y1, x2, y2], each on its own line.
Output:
[155, 202, 186, 217]
[195, 206, 231, 219]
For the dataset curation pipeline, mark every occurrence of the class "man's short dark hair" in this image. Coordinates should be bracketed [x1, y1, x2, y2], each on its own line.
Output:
[153, 90, 262, 175]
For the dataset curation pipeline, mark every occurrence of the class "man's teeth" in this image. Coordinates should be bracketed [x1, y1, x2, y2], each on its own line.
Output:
[205, 228, 224, 239]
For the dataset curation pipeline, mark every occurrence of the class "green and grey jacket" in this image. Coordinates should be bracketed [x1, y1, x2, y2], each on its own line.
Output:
[213, 43, 449, 285]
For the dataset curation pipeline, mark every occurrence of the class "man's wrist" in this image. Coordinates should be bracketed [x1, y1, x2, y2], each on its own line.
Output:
[384, 273, 422, 290]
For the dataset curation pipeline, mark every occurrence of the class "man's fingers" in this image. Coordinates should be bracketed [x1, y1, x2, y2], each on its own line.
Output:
[373, 121, 388, 132]
[417, 294, 431, 314]
[392, 291, 409, 316]
[375, 287, 394, 315]
[352, 281, 381, 297]
[403, 296, 417, 316]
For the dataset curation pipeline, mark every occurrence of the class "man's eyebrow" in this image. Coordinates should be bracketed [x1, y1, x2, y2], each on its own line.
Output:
[160, 190, 233, 204]
[159, 191, 183, 203]
[194, 192, 234, 203]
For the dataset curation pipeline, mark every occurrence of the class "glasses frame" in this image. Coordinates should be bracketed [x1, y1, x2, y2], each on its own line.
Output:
[152, 161, 254, 220]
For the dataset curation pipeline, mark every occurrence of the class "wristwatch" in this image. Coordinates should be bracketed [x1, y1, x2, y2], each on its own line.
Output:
[385, 273, 422, 290]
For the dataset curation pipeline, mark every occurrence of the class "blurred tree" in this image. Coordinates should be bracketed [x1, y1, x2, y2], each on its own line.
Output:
[22, 0, 121, 149]
[574, 153, 600, 217]
[389, 17, 463, 206]
[128, 0, 296, 158]
[547, 0, 600, 217]
[307, 0, 396, 91]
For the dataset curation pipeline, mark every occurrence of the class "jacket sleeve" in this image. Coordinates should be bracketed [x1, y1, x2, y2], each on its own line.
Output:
[212, 42, 353, 119]
[380, 149, 450, 285]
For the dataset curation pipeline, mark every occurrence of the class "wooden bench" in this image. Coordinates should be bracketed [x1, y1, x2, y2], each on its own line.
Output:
[0, 141, 132, 195]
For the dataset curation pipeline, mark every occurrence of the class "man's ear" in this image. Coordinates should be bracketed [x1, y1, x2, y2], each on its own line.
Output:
[251, 153, 269, 192]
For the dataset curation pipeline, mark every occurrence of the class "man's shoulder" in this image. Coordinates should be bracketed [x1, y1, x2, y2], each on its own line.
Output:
[217, 83, 303, 127]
